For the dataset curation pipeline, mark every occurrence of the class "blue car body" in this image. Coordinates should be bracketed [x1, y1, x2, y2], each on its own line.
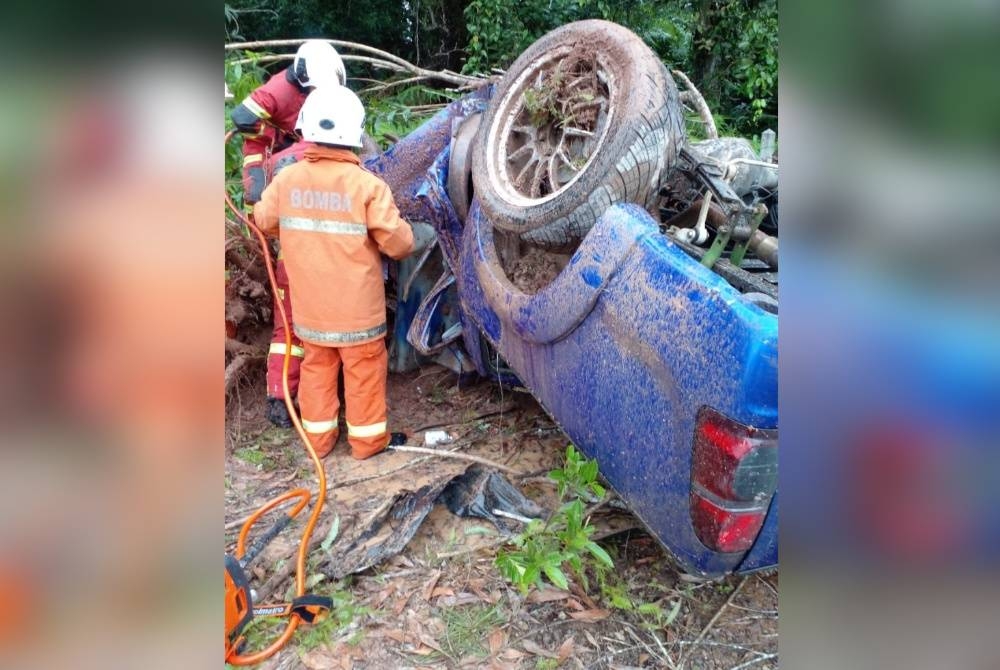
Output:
[368, 90, 779, 577]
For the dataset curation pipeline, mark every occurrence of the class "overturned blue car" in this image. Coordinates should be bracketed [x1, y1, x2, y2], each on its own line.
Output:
[369, 21, 778, 577]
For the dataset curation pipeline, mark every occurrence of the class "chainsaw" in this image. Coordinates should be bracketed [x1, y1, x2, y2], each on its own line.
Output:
[224, 490, 333, 663]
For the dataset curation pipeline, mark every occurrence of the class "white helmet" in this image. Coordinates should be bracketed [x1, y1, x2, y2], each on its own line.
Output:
[298, 86, 365, 148]
[292, 40, 346, 88]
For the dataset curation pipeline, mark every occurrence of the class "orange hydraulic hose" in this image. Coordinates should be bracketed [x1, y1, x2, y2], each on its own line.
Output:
[235, 488, 311, 560]
[224, 130, 329, 666]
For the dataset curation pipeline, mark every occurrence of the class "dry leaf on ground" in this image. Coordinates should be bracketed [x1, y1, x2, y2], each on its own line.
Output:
[300, 647, 338, 670]
[421, 569, 442, 601]
[526, 587, 571, 604]
[430, 586, 454, 599]
[488, 628, 507, 655]
[557, 635, 575, 662]
[522, 639, 559, 659]
[569, 608, 611, 622]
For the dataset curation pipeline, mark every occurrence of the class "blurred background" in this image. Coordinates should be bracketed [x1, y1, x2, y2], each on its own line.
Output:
[0, 2, 220, 668]
[780, 0, 1000, 668]
[0, 0, 996, 667]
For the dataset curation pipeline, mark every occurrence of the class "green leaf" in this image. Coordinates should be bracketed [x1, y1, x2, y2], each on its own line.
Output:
[663, 599, 682, 626]
[522, 564, 541, 590]
[543, 564, 569, 590]
[637, 602, 662, 617]
[321, 515, 340, 553]
[566, 499, 584, 524]
[610, 590, 633, 610]
[586, 541, 614, 568]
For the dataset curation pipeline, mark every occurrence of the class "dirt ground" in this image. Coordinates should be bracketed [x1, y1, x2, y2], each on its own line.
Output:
[505, 247, 572, 295]
[226, 366, 777, 670]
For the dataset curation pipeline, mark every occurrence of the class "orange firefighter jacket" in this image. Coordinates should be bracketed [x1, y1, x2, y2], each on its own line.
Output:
[254, 145, 414, 346]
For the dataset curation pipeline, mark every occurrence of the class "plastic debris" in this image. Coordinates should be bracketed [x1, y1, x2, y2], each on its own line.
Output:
[440, 466, 545, 532]
[424, 430, 454, 447]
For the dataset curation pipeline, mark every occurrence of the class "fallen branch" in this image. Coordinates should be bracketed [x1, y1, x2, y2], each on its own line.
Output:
[406, 103, 450, 113]
[433, 537, 508, 560]
[678, 576, 746, 665]
[361, 74, 437, 94]
[621, 622, 677, 670]
[228, 38, 423, 72]
[730, 653, 779, 670]
[386, 444, 522, 475]
[224, 512, 254, 532]
[230, 53, 486, 93]
[255, 526, 325, 603]
[231, 53, 402, 73]
[256, 495, 397, 602]
[673, 69, 718, 140]
[225, 38, 484, 89]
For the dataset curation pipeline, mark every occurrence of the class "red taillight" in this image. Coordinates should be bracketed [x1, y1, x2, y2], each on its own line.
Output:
[690, 493, 768, 553]
[691, 407, 777, 553]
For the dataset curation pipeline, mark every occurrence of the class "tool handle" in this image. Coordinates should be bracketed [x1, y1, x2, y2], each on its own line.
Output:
[241, 513, 292, 568]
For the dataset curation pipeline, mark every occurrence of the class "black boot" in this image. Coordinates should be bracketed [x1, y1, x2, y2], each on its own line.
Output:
[388, 432, 408, 446]
[266, 397, 293, 428]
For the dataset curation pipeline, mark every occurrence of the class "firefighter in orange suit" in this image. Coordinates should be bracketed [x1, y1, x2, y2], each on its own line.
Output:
[253, 86, 415, 459]
[231, 40, 346, 427]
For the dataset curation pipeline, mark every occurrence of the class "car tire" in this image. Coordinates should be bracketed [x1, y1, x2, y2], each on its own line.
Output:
[471, 20, 685, 250]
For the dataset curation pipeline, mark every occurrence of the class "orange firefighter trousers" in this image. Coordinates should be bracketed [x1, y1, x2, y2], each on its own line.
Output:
[298, 338, 389, 460]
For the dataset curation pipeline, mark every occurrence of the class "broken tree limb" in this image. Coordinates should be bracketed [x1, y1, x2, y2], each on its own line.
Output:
[225, 38, 484, 88]
[673, 69, 718, 140]
[231, 53, 403, 74]
[387, 445, 522, 475]
[229, 54, 484, 92]
[433, 538, 508, 560]
[224, 512, 255, 532]
[228, 38, 419, 71]
[255, 528, 325, 603]
[361, 74, 435, 94]
[679, 576, 747, 665]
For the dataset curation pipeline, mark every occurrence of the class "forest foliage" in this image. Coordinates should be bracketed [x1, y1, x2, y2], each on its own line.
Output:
[224, 0, 776, 137]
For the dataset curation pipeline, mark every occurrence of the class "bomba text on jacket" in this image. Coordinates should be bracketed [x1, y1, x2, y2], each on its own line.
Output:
[289, 188, 353, 212]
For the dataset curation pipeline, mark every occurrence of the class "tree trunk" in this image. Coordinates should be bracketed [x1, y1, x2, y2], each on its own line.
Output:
[691, 0, 722, 107]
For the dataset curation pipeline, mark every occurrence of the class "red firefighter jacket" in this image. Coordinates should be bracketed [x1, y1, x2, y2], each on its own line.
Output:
[235, 68, 308, 173]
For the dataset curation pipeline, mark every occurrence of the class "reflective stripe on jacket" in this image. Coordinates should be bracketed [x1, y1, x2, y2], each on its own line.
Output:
[236, 69, 307, 173]
[253, 145, 414, 346]
[238, 68, 307, 140]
